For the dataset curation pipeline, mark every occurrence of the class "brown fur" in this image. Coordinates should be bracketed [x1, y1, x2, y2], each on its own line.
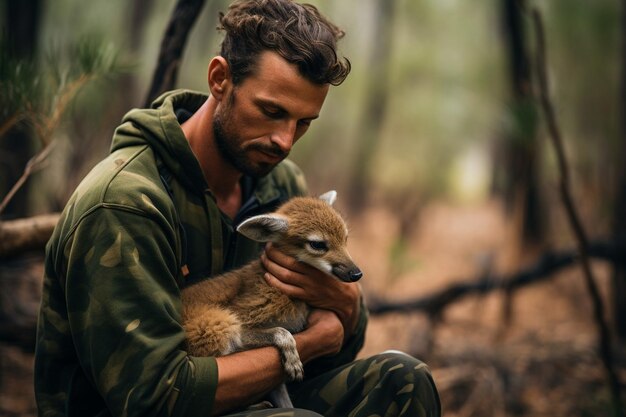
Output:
[180, 193, 361, 407]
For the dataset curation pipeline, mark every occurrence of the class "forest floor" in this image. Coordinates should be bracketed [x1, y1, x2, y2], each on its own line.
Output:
[351, 199, 625, 417]
[1, 199, 624, 416]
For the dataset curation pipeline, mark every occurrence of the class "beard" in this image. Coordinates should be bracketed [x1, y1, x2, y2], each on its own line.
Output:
[213, 94, 288, 178]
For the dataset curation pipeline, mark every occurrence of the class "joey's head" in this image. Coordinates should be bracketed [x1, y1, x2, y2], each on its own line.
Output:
[237, 191, 363, 282]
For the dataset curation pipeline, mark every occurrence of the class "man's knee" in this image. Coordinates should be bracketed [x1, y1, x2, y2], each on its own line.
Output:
[286, 409, 324, 417]
[362, 351, 441, 416]
[228, 408, 323, 417]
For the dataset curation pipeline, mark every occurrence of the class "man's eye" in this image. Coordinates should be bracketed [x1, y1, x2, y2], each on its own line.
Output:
[263, 108, 283, 119]
[298, 119, 312, 127]
[308, 241, 328, 251]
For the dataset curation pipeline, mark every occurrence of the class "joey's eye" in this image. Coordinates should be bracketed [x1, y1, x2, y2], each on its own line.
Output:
[308, 241, 328, 252]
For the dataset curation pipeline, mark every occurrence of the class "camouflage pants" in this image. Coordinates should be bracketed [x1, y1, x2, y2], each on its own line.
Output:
[222, 351, 441, 417]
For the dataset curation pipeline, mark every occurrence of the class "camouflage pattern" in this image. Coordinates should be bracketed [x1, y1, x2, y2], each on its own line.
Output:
[220, 351, 441, 417]
[34, 90, 323, 416]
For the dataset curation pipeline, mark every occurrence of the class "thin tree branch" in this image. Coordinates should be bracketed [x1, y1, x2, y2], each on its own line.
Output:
[0, 72, 94, 217]
[530, 8, 624, 416]
[0, 141, 55, 217]
[44, 74, 90, 145]
[0, 112, 25, 138]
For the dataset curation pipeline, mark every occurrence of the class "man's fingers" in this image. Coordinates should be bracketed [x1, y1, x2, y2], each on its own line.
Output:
[261, 253, 301, 284]
[264, 243, 312, 274]
[264, 273, 306, 298]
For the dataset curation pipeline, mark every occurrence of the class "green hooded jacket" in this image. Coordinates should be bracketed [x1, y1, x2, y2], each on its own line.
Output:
[34, 90, 367, 417]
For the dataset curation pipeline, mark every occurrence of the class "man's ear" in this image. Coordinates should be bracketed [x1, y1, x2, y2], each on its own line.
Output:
[208, 56, 231, 101]
[237, 214, 289, 242]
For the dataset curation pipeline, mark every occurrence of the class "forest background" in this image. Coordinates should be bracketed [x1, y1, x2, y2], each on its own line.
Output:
[1, 0, 625, 416]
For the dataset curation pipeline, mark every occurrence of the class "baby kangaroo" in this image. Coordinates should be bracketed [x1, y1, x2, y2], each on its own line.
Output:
[181, 191, 362, 408]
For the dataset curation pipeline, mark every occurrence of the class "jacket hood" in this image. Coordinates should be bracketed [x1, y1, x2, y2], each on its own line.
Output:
[111, 89, 209, 192]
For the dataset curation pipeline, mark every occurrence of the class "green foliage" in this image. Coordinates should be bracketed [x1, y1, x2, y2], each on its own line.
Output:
[0, 34, 128, 216]
[0, 39, 43, 127]
[0, 35, 126, 144]
[73, 36, 121, 77]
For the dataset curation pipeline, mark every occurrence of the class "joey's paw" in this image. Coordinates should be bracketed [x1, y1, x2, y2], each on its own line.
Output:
[284, 357, 304, 382]
[273, 327, 304, 381]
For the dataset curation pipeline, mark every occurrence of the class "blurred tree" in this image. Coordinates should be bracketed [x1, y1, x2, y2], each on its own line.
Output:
[493, 0, 544, 248]
[0, 0, 42, 219]
[60, 0, 157, 203]
[145, 0, 207, 106]
[347, 0, 395, 210]
[612, 0, 626, 341]
[0, 35, 124, 215]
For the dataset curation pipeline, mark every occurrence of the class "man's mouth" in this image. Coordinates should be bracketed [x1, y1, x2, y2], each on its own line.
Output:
[253, 147, 287, 163]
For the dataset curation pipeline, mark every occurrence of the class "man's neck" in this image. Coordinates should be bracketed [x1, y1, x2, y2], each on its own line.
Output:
[181, 97, 242, 218]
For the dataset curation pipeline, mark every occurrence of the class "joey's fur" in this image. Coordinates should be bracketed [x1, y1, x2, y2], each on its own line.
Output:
[181, 191, 362, 407]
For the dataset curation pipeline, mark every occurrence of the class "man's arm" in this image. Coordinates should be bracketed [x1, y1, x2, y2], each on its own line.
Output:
[212, 309, 343, 415]
[63, 208, 218, 417]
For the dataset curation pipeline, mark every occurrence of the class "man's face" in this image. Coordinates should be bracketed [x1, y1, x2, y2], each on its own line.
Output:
[212, 51, 330, 177]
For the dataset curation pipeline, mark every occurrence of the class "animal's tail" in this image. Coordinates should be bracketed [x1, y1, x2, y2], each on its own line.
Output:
[183, 305, 242, 357]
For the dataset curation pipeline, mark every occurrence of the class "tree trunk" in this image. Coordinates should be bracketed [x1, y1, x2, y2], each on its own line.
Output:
[493, 0, 544, 247]
[0, 0, 42, 219]
[612, 0, 626, 341]
[347, 0, 395, 210]
[144, 0, 207, 107]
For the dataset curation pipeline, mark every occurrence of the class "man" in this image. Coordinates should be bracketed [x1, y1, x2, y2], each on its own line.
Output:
[34, 0, 441, 416]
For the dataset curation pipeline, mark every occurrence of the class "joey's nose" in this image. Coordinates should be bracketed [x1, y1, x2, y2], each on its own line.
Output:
[332, 263, 363, 282]
[349, 269, 363, 282]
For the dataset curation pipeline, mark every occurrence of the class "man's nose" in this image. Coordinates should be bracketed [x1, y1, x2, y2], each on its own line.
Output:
[271, 120, 297, 154]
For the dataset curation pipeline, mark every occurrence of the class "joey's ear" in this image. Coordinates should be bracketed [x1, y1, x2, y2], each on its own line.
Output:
[237, 214, 289, 242]
[318, 190, 337, 206]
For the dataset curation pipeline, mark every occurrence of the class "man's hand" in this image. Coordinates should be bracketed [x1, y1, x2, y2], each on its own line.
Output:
[213, 309, 342, 416]
[261, 243, 361, 337]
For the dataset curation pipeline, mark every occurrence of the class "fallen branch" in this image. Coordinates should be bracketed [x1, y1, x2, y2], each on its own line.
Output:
[0, 213, 61, 258]
[367, 239, 625, 316]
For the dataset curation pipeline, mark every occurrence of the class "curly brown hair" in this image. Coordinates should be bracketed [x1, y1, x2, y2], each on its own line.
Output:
[218, 0, 351, 86]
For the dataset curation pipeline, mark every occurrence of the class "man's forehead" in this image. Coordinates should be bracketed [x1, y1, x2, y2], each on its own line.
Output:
[251, 52, 312, 85]
[240, 51, 329, 113]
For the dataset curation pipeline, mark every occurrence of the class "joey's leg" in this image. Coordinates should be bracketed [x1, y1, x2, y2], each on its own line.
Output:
[240, 327, 304, 382]
[267, 383, 294, 409]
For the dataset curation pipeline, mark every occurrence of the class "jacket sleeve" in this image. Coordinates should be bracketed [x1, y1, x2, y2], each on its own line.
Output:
[63, 206, 217, 417]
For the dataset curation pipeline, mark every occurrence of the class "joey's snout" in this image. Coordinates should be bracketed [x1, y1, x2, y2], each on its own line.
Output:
[332, 263, 363, 282]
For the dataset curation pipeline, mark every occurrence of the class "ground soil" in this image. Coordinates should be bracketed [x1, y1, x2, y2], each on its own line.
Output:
[350, 200, 625, 417]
